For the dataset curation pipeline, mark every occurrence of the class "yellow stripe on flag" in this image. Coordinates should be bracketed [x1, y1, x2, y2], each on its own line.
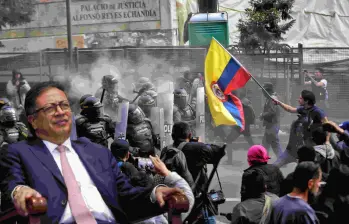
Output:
[205, 38, 239, 127]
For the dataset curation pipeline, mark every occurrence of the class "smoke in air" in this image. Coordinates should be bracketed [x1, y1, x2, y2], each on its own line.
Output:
[54, 52, 186, 101]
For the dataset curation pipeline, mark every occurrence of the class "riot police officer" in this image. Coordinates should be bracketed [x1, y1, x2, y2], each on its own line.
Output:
[133, 77, 158, 104]
[173, 88, 196, 135]
[95, 75, 124, 116]
[137, 94, 156, 119]
[75, 96, 115, 148]
[175, 70, 203, 108]
[0, 106, 28, 148]
[126, 104, 159, 157]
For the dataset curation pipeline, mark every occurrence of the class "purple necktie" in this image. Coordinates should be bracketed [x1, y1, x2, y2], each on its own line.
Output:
[57, 145, 97, 224]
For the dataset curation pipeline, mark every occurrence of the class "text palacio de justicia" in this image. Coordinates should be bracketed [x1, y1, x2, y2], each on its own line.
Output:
[73, 1, 158, 21]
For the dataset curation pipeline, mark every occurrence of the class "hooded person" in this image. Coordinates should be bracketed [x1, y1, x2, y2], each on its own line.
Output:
[241, 145, 284, 201]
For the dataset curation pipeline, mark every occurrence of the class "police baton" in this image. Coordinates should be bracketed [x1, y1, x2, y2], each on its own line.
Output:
[131, 86, 148, 104]
[100, 89, 106, 103]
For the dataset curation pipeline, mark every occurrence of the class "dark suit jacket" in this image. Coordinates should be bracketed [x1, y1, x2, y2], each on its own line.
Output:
[0, 137, 162, 224]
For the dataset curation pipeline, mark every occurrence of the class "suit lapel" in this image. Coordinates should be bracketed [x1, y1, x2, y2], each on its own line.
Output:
[72, 141, 112, 197]
[28, 139, 66, 188]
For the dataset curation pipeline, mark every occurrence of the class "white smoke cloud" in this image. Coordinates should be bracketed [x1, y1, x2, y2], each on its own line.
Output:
[51, 50, 186, 102]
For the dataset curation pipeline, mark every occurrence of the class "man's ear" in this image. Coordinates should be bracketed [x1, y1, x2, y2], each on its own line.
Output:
[188, 133, 192, 140]
[308, 179, 314, 190]
[27, 115, 37, 129]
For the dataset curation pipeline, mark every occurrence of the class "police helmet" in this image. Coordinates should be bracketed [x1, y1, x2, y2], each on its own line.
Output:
[173, 88, 188, 109]
[102, 75, 118, 92]
[0, 98, 12, 110]
[128, 104, 145, 125]
[80, 96, 104, 118]
[135, 77, 151, 92]
[138, 95, 155, 117]
[79, 94, 93, 109]
[0, 106, 17, 124]
[81, 96, 103, 109]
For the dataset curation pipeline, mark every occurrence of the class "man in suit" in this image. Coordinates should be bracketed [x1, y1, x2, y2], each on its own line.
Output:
[0, 81, 185, 224]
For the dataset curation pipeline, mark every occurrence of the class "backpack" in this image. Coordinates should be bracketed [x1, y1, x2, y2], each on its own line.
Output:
[160, 142, 194, 187]
[160, 142, 187, 171]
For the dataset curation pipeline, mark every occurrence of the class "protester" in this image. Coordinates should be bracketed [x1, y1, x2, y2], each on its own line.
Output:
[270, 161, 321, 224]
[304, 68, 329, 111]
[279, 145, 317, 197]
[311, 126, 340, 180]
[241, 145, 284, 201]
[274, 90, 328, 145]
[231, 170, 278, 224]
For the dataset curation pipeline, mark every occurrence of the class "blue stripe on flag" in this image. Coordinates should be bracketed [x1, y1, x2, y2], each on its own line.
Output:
[223, 99, 243, 128]
[217, 58, 241, 93]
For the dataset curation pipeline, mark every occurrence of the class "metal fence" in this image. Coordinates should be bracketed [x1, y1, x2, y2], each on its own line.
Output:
[0, 45, 349, 118]
[301, 47, 349, 118]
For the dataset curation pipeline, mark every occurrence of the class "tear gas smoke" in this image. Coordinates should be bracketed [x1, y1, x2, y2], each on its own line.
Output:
[52, 52, 191, 103]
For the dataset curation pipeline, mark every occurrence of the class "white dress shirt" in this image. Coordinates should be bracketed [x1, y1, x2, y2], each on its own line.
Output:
[42, 138, 115, 223]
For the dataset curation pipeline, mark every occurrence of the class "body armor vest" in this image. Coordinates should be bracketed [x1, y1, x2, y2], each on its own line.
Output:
[178, 105, 196, 122]
[126, 120, 153, 153]
[76, 116, 110, 147]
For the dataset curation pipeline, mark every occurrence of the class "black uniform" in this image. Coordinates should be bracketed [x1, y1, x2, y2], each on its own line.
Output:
[76, 96, 115, 147]
[173, 88, 196, 135]
[126, 104, 158, 157]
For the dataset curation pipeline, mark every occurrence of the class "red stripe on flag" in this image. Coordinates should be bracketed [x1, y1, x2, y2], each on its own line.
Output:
[227, 93, 246, 131]
[224, 67, 251, 94]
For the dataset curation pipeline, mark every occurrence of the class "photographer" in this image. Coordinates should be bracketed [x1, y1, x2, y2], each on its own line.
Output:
[111, 139, 195, 223]
[6, 70, 30, 112]
[110, 139, 149, 186]
[161, 121, 225, 223]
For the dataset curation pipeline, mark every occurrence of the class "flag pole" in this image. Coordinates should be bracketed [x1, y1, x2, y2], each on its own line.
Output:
[211, 37, 273, 99]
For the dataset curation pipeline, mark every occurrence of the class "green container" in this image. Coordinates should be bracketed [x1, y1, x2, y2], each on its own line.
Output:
[188, 12, 229, 47]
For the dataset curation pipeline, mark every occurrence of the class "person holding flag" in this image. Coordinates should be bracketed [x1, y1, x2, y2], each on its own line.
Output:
[205, 37, 251, 164]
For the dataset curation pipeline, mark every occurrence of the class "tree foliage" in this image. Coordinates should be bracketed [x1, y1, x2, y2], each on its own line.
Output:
[237, 0, 296, 53]
[0, 0, 36, 30]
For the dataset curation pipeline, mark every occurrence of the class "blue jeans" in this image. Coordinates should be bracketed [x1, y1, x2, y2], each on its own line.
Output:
[262, 125, 283, 158]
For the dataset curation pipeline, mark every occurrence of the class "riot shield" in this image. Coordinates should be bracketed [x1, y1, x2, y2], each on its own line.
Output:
[70, 114, 77, 140]
[156, 80, 174, 94]
[150, 107, 165, 149]
[195, 87, 205, 142]
[114, 101, 129, 140]
[156, 81, 174, 148]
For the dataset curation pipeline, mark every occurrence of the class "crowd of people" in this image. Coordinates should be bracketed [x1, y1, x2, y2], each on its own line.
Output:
[0, 67, 345, 224]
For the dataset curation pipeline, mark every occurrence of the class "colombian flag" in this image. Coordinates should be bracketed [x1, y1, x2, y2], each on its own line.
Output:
[205, 38, 251, 129]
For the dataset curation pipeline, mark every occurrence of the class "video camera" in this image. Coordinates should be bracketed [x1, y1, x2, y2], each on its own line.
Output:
[207, 189, 226, 205]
